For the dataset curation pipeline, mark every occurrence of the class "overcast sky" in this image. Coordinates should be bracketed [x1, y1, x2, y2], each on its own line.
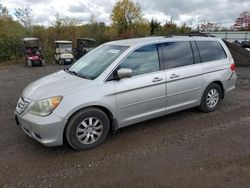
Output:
[1, 0, 249, 27]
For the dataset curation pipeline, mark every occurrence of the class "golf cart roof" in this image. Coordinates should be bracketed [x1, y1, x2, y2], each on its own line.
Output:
[54, 40, 72, 44]
[77, 38, 96, 42]
[22, 37, 39, 42]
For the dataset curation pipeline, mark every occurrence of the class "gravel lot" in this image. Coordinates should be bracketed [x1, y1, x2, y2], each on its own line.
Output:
[0, 64, 250, 188]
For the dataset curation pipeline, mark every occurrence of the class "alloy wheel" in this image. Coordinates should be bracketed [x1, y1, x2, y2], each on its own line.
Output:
[76, 117, 103, 145]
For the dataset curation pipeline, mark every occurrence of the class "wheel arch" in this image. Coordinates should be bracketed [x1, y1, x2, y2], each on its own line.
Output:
[63, 105, 117, 144]
[204, 80, 225, 99]
[211, 80, 225, 99]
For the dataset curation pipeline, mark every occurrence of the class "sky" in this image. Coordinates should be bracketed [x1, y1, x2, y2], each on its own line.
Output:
[1, 0, 249, 28]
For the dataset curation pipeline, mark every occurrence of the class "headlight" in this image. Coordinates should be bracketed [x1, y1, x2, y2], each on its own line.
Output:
[29, 96, 63, 116]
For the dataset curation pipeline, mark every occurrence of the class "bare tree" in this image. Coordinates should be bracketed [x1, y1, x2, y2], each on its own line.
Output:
[0, 3, 9, 17]
[199, 21, 221, 32]
[14, 6, 33, 29]
[234, 11, 250, 30]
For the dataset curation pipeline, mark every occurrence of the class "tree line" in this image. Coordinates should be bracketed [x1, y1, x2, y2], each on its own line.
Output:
[0, 0, 248, 62]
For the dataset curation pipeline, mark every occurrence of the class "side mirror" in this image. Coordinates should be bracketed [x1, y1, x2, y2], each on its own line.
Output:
[117, 68, 132, 79]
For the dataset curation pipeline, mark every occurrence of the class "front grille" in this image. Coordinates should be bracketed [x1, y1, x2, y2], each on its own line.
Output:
[16, 96, 30, 114]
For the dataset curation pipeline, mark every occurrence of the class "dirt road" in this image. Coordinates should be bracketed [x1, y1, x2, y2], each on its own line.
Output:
[0, 64, 250, 187]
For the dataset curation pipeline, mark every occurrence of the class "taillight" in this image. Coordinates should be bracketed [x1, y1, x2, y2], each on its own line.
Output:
[230, 63, 236, 72]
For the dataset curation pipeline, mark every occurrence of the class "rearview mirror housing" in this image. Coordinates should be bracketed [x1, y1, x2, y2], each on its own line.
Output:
[117, 68, 132, 79]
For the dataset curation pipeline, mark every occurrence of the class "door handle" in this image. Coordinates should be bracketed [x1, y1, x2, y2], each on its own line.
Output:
[152, 77, 163, 82]
[170, 74, 180, 79]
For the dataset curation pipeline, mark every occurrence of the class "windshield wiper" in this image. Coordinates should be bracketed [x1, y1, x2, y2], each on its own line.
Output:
[66, 69, 90, 79]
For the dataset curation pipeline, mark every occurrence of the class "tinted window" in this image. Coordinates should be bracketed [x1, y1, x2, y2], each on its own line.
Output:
[163, 42, 194, 69]
[119, 45, 160, 76]
[191, 41, 201, 63]
[196, 41, 227, 62]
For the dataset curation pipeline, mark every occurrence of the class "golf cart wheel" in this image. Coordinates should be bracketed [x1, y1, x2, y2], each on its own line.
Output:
[27, 60, 32, 67]
[59, 59, 64, 65]
[41, 60, 45, 66]
[65, 108, 110, 150]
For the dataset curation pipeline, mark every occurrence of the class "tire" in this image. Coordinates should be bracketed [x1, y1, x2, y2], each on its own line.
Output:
[27, 60, 32, 67]
[41, 59, 45, 66]
[65, 108, 110, 150]
[59, 59, 64, 65]
[199, 83, 222, 112]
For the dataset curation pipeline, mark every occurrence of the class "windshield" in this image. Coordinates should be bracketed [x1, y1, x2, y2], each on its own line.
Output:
[68, 45, 128, 80]
[24, 41, 39, 48]
[58, 43, 72, 49]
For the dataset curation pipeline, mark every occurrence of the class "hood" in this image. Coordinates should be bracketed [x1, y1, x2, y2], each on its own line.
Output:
[23, 70, 92, 100]
[27, 55, 40, 60]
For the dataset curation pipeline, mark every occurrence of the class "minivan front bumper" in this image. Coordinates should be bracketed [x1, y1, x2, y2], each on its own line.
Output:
[15, 111, 67, 147]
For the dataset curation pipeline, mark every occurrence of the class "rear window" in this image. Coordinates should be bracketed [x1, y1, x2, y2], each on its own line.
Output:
[196, 41, 227, 62]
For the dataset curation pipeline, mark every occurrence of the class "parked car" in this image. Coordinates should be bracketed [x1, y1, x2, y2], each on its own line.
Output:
[75, 38, 96, 60]
[15, 36, 237, 150]
[22, 37, 45, 67]
[241, 41, 250, 49]
[54, 40, 74, 65]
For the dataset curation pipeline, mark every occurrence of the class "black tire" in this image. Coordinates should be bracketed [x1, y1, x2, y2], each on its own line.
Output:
[27, 60, 32, 67]
[65, 108, 110, 150]
[199, 83, 222, 113]
[59, 59, 64, 65]
[41, 59, 45, 66]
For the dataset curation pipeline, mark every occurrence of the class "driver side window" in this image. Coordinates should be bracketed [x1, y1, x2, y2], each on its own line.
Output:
[119, 44, 160, 76]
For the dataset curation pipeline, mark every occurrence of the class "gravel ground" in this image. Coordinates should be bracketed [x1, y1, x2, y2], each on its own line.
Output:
[0, 64, 250, 188]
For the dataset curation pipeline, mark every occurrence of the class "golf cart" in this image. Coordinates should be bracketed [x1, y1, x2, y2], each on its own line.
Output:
[75, 38, 96, 60]
[22, 37, 45, 67]
[54, 40, 74, 65]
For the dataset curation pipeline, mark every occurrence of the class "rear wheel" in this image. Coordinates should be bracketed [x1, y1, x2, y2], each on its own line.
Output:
[65, 108, 110, 150]
[199, 83, 222, 112]
[41, 59, 45, 66]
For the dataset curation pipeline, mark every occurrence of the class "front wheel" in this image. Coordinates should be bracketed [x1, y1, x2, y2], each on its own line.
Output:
[59, 59, 64, 65]
[27, 60, 32, 67]
[199, 83, 222, 112]
[65, 108, 110, 150]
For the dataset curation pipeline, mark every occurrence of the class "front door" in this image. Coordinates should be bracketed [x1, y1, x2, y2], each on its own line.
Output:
[114, 44, 166, 127]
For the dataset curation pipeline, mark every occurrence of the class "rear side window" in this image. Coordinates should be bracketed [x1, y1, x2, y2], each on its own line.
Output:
[196, 41, 227, 62]
[162, 42, 194, 69]
[119, 44, 160, 76]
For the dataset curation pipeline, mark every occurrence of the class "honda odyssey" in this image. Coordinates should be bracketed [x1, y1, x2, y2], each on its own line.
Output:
[15, 36, 237, 150]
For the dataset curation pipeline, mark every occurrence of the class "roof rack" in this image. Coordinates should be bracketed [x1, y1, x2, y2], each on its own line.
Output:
[165, 32, 215, 38]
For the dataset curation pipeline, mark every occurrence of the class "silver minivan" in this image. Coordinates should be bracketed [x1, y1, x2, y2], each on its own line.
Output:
[15, 36, 237, 150]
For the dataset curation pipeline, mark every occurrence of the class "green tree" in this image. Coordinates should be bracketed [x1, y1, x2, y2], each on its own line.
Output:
[111, 0, 143, 34]
[150, 18, 161, 35]
[0, 16, 26, 61]
[164, 19, 178, 34]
